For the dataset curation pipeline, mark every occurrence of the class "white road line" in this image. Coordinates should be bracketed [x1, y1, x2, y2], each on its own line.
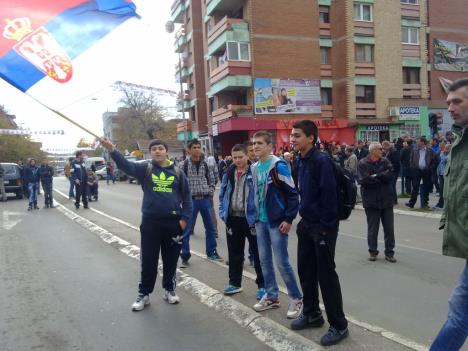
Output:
[53, 198, 322, 351]
[53, 188, 429, 351]
[355, 205, 442, 220]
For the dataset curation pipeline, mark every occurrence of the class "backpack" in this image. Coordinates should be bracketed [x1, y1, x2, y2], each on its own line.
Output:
[309, 150, 357, 221]
[182, 159, 211, 185]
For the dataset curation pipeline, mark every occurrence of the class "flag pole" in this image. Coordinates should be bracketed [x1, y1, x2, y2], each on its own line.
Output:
[30, 96, 100, 139]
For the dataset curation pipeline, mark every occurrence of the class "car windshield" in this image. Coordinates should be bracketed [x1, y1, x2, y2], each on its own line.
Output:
[1, 164, 18, 176]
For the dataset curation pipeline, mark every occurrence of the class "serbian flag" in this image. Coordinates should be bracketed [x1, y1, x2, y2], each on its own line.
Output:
[0, 1, 138, 101]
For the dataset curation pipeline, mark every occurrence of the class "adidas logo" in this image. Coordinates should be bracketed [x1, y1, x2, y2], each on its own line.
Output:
[151, 172, 174, 193]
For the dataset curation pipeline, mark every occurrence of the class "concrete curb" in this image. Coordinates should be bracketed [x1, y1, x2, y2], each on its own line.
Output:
[54, 200, 324, 351]
[355, 205, 442, 219]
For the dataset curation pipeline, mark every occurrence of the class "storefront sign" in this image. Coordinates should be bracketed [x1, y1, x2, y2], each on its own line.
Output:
[212, 124, 218, 136]
[399, 106, 420, 121]
[366, 125, 389, 131]
[254, 78, 321, 114]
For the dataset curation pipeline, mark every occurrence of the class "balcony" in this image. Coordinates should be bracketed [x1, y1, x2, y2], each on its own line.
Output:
[356, 103, 376, 118]
[174, 26, 191, 53]
[321, 105, 333, 118]
[212, 104, 253, 123]
[355, 63, 375, 76]
[170, 0, 186, 24]
[354, 21, 374, 36]
[401, 3, 420, 19]
[206, 0, 243, 17]
[403, 84, 422, 98]
[320, 64, 332, 77]
[207, 18, 249, 56]
[319, 22, 331, 37]
[210, 61, 251, 85]
[401, 44, 420, 58]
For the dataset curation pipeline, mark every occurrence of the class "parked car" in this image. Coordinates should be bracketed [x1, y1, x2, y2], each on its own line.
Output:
[1, 163, 24, 199]
[95, 166, 107, 180]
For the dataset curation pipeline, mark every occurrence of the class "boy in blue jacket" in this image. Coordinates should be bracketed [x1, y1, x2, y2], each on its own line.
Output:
[250, 131, 303, 319]
[219, 144, 265, 298]
[100, 137, 192, 311]
[24, 159, 40, 210]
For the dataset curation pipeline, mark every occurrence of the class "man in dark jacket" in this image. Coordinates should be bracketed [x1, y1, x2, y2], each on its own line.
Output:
[354, 140, 369, 161]
[358, 142, 396, 262]
[100, 137, 192, 311]
[71, 151, 88, 209]
[24, 159, 40, 210]
[399, 139, 413, 196]
[406, 137, 436, 209]
[382, 141, 400, 204]
[39, 158, 54, 208]
[290, 121, 349, 346]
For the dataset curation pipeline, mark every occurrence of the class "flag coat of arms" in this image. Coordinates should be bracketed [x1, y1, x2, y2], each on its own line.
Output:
[0, 0, 138, 96]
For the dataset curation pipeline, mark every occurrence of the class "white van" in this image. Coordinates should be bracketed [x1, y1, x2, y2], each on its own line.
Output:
[85, 157, 106, 170]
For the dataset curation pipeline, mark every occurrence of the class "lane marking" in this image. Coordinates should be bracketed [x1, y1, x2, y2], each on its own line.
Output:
[1, 210, 23, 230]
[53, 198, 323, 351]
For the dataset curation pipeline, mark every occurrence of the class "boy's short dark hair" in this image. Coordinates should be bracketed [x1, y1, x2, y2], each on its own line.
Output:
[187, 138, 201, 149]
[75, 151, 82, 157]
[292, 120, 318, 143]
[231, 144, 247, 154]
[253, 131, 272, 144]
[148, 139, 168, 151]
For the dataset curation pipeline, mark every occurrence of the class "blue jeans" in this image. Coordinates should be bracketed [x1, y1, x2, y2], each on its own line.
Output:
[181, 198, 217, 259]
[430, 262, 468, 351]
[106, 174, 115, 185]
[68, 177, 75, 198]
[255, 221, 302, 300]
[28, 182, 38, 207]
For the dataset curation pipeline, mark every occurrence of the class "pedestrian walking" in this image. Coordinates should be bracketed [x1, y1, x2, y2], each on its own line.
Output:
[433, 144, 450, 210]
[64, 157, 75, 199]
[358, 142, 396, 262]
[100, 137, 192, 311]
[0, 163, 7, 202]
[250, 131, 303, 319]
[406, 137, 436, 210]
[39, 158, 54, 208]
[71, 151, 89, 209]
[290, 121, 349, 346]
[429, 78, 468, 351]
[400, 140, 413, 196]
[24, 159, 40, 210]
[219, 144, 265, 299]
[180, 139, 222, 266]
[106, 162, 115, 185]
[17, 160, 28, 198]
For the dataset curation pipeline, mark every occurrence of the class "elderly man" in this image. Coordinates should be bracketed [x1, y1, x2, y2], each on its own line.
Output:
[429, 78, 468, 351]
[358, 142, 396, 262]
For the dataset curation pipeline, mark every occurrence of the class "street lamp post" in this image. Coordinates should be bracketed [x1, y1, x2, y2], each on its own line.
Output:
[166, 19, 188, 151]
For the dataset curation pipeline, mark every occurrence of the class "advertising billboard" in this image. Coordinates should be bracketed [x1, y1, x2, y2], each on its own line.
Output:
[254, 78, 321, 114]
[434, 38, 468, 72]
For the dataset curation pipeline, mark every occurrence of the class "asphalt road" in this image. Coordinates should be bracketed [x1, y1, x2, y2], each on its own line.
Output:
[0, 198, 272, 351]
[49, 177, 466, 348]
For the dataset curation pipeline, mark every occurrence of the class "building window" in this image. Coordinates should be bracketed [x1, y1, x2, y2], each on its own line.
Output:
[320, 47, 330, 64]
[226, 42, 251, 61]
[401, 27, 419, 44]
[355, 44, 373, 63]
[400, 124, 421, 138]
[403, 67, 420, 84]
[353, 3, 373, 22]
[319, 6, 330, 23]
[321, 88, 332, 105]
[360, 130, 379, 142]
[401, 0, 418, 4]
[356, 85, 375, 103]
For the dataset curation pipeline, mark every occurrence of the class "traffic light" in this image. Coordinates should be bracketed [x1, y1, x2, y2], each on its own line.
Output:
[436, 112, 443, 132]
[428, 113, 437, 136]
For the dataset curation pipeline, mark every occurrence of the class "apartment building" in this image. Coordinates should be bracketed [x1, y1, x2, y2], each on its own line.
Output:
[170, 0, 466, 155]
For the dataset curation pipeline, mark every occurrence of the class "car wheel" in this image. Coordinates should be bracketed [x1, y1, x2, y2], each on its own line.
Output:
[98, 175, 103, 180]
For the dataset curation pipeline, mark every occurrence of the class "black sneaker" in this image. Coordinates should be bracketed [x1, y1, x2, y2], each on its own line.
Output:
[405, 202, 414, 209]
[368, 253, 378, 261]
[75, 204, 79, 209]
[180, 258, 190, 268]
[385, 256, 397, 263]
[84, 205, 89, 209]
[320, 327, 349, 346]
[290, 312, 325, 330]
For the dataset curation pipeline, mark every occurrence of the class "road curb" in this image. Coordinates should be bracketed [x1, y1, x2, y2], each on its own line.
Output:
[355, 205, 442, 219]
[54, 200, 324, 351]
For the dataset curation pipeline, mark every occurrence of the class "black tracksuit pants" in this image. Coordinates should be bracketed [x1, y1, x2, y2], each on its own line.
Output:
[365, 207, 395, 257]
[75, 182, 88, 207]
[226, 216, 264, 288]
[296, 219, 348, 331]
[139, 216, 183, 295]
[41, 181, 53, 206]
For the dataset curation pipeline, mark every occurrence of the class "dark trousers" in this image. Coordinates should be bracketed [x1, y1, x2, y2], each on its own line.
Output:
[226, 216, 264, 288]
[87, 183, 98, 200]
[139, 217, 183, 295]
[401, 166, 412, 194]
[41, 181, 53, 206]
[409, 169, 431, 207]
[391, 174, 398, 204]
[365, 207, 395, 257]
[75, 183, 88, 207]
[435, 175, 444, 208]
[296, 220, 348, 331]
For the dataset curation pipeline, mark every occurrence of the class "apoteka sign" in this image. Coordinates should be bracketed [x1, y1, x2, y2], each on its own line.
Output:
[399, 107, 420, 121]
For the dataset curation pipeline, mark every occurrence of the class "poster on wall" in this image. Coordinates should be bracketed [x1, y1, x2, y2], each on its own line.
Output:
[254, 78, 321, 114]
[434, 38, 468, 72]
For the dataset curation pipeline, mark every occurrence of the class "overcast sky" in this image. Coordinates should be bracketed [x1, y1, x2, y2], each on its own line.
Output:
[0, 0, 178, 150]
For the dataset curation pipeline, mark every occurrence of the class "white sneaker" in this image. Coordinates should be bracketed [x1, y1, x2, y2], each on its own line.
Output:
[287, 298, 303, 319]
[163, 290, 180, 304]
[132, 294, 150, 311]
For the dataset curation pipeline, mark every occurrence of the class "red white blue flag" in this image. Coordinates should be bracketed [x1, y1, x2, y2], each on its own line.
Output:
[0, 1, 138, 93]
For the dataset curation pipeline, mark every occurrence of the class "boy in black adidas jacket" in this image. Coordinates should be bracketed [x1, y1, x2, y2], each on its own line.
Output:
[100, 137, 192, 311]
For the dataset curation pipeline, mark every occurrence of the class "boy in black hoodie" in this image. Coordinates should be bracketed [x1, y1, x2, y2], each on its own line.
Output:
[100, 137, 193, 311]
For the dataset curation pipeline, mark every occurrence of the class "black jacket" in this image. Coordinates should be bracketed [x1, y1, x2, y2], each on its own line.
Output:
[358, 156, 394, 209]
[400, 146, 412, 169]
[39, 165, 54, 184]
[409, 147, 436, 171]
[355, 147, 369, 161]
[384, 148, 400, 175]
